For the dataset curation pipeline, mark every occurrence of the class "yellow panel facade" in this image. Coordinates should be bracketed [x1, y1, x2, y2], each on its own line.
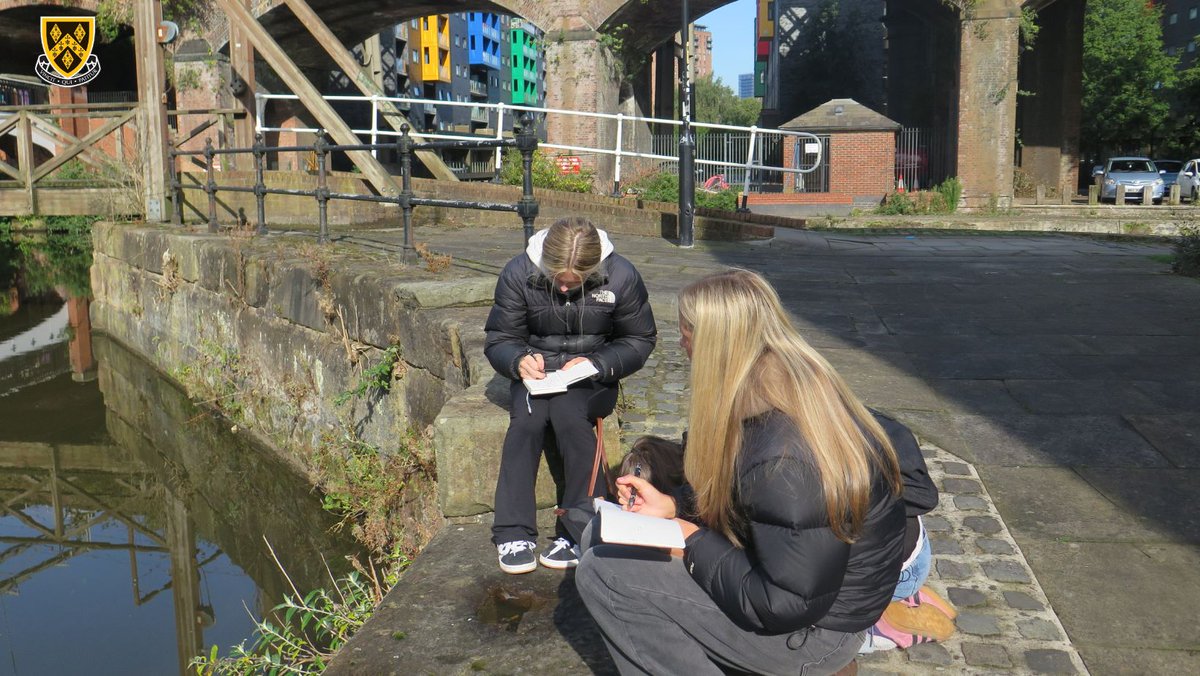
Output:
[757, 0, 774, 38]
[409, 14, 451, 83]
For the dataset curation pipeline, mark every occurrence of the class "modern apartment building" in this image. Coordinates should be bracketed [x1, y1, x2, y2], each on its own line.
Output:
[1161, 1, 1200, 69]
[510, 18, 541, 105]
[693, 24, 713, 80]
[738, 73, 755, 99]
[325, 12, 546, 176]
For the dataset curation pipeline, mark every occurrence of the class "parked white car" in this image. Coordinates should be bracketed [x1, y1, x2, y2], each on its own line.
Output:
[1176, 159, 1200, 201]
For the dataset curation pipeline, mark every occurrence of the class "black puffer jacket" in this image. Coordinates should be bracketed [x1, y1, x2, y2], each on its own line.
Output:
[484, 228, 657, 384]
[682, 410, 906, 634]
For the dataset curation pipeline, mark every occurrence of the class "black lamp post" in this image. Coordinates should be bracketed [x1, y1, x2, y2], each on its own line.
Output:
[678, 0, 695, 248]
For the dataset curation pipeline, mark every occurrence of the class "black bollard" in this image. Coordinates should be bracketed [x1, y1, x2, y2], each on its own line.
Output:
[515, 114, 539, 242]
[397, 123, 415, 259]
[253, 132, 267, 236]
[169, 148, 183, 226]
[314, 130, 329, 244]
[203, 138, 217, 233]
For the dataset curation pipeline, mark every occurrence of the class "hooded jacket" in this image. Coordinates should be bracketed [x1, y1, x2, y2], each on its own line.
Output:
[681, 410, 907, 635]
[484, 228, 657, 384]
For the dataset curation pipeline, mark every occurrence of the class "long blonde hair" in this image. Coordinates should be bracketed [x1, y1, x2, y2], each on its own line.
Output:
[541, 216, 602, 279]
[679, 269, 901, 545]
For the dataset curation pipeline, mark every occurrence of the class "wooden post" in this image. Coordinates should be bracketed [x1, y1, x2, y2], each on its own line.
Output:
[17, 112, 36, 215]
[135, 0, 170, 222]
[1088, 184, 1099, 205]
[229, 0, 256, 167]
[1169, 184, 1181, 206]
[213, 0, 399, 196]
[1142, 186, 1153, 206]
[1116, 184, 1125, 203]
[280, 0, 459, 181]
[1035, 184, 1046, 205]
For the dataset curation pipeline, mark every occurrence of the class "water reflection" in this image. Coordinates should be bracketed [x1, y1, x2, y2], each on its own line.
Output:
[0, 230, 362, 675]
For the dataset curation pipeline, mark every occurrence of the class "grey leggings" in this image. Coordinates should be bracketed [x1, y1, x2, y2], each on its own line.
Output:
[575, 520, 862, 675]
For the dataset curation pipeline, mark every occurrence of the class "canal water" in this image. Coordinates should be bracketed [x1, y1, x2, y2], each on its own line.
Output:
[0, 226, 361, 675]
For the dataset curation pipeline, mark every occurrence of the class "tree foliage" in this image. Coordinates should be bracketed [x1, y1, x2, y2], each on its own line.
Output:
[694, 77, 761, 128]
[1082, 0, 1177, 155]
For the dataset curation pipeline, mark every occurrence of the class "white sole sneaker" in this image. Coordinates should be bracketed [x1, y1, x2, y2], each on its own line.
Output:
[499, 559, 538, 574]
[538, 553, 578, 569]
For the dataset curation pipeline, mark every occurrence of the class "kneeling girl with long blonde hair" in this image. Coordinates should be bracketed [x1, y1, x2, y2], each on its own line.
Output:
[576, 269, 907, 675]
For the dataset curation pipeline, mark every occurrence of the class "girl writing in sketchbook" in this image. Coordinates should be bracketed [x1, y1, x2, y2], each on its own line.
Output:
[483, 217, 656, 574]
[576, 269, 907, 675]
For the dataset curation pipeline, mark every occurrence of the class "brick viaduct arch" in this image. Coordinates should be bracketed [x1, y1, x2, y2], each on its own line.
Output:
[0, 0, 1082, 207]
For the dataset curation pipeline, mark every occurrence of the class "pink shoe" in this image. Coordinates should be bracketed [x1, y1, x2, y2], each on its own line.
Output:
[918, 585, 958, 620]
[872, 615, 941, 650]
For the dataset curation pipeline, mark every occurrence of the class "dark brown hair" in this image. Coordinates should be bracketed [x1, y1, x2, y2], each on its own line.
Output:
[614, 435, 685, 496]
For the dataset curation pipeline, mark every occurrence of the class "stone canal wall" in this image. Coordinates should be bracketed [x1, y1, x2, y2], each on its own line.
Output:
[89, 223, 616, 537]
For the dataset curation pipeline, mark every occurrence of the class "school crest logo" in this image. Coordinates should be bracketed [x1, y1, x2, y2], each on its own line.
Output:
[35, 17, 101, 87]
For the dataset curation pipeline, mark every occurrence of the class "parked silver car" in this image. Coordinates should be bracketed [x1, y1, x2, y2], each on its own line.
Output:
[1176, 159, 1200, 201]
[1099, 157, 1165, 203]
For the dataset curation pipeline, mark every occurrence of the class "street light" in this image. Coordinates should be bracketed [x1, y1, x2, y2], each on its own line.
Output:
[678, 0, 695, 248]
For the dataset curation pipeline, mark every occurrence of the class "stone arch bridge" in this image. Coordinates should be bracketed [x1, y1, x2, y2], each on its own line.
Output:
[0, 0, 1081, 211]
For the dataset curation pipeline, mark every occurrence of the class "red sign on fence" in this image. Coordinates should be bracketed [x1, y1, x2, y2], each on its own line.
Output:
[555, 155, 582, 174]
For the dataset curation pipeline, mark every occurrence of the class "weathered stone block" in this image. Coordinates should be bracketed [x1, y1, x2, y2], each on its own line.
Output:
[963, 642, 1012, 668]
[394, 277, 495, 309]
[948, 587, 989, 607]
[267, 265, 326, 332]
[1003, 590, 1045, 611]
[957, 611, 1001, 636]
[983, 559, 1032, 583]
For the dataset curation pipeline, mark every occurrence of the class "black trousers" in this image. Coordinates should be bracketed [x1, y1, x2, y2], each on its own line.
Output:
[491, 378, 618, 545]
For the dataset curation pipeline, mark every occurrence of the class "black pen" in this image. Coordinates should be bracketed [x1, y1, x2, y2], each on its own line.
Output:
[627, 463, 642, 511]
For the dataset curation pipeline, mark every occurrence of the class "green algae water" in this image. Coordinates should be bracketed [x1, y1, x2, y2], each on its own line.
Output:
[0, 225, 360, 675]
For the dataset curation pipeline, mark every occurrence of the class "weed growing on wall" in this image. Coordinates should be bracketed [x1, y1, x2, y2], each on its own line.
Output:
[191, 556, 408, 675]
[1173, 225, 1200, 276]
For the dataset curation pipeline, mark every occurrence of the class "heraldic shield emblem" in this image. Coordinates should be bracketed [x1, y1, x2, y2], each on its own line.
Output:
[36, 16, 101, 87]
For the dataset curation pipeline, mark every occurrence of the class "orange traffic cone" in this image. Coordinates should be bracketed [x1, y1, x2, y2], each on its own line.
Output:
[897, 176, 906, 193]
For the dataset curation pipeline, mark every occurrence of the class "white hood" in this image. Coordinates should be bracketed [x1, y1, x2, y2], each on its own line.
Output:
[525, 227, 614, 274]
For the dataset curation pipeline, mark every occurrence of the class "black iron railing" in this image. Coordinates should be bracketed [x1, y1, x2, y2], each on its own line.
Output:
[169, 116, 540, 247]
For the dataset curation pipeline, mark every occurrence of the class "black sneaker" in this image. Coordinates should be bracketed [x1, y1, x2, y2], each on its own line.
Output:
[497, 540, 537, 574]
[538, 537, 580, 569]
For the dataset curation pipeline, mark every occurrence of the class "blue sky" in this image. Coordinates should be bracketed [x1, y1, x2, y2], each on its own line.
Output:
[697, 0, 756, 89]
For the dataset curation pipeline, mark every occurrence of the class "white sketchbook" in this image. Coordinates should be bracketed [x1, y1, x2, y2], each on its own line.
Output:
[522, 359, 599, 396]
[594, 498, 687, 549]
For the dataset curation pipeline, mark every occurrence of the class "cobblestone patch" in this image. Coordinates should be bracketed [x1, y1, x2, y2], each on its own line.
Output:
[858, 444, 1088, 675]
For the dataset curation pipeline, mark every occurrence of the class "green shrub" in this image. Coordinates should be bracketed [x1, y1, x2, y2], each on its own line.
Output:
[629, 172, 738, 212]
[500, 149, 595, 194]
[876, 192, 917, 215]
[876, 178, 963, 215]
[1173, 225, 1200, 277]
[935, 177, 963, 213]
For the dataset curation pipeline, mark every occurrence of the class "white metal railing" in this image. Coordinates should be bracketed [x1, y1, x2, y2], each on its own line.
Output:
[254, 93, 823, 193]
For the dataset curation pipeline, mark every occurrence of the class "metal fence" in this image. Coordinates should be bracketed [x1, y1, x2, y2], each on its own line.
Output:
[169, 117, 541, 248]
[650, 132, 790, 193]
[896, 127, 950, 192]
[257, 93, 824, 195]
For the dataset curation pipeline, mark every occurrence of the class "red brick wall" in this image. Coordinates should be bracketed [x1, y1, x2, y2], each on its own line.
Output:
[830, 131, 894, 199]
[783, 131, 895, 200]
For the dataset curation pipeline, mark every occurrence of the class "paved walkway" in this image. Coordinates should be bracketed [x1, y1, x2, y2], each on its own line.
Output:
[336, 226, 1197, 675]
